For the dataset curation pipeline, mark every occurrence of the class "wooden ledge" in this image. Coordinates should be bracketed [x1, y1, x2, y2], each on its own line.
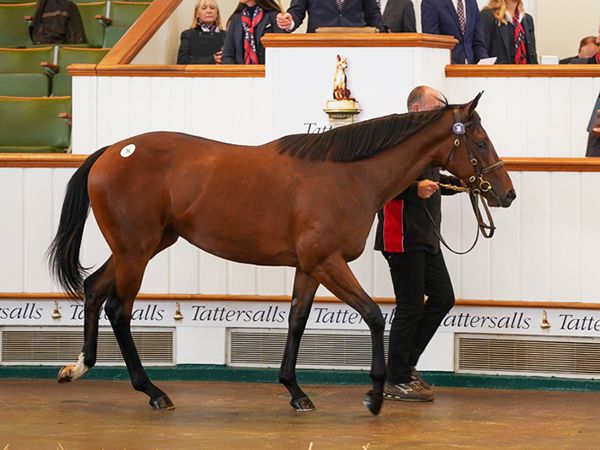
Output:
[3, 155, 600, 171]
[0, 153, 86, 168]
[446, 64, 600, 78]
[68, 63, 265, 78]
[262, 32, 458, 49]
[2, 292, 600, 310]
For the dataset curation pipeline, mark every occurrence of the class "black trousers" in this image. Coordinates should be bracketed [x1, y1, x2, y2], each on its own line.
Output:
[384, 250, 455, 384]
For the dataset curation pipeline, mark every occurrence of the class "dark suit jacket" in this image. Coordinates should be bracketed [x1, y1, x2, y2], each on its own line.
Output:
[222, 10, 282, 64]
[383, 0, 416, 32]
[177, 28, 226, 64]
[587, 95, 600, 157]
[287, 0, 384, 33]
[480, 9, 537, 64]
[421, 0, 488, 64]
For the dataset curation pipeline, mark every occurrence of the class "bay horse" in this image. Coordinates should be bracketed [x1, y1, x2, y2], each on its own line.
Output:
[48, 93, 515, 416]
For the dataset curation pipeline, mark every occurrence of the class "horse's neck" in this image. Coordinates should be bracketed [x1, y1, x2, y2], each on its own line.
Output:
[359, 133, 446, 210]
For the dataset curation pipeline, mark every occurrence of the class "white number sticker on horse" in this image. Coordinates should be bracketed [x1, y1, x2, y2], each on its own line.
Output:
[120, 144, 136, 157]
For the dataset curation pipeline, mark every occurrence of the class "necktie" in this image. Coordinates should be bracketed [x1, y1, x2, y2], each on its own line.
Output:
[336, 0, 344, 11]
[457, 0, 466, 35]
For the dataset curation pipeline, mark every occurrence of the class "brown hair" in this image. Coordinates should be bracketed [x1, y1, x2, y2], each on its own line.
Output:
[482, 0, 525, 25]
[191, 0, 222, 30]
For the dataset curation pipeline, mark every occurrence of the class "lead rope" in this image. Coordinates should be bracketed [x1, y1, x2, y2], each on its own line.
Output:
[424, 184, 496, 255]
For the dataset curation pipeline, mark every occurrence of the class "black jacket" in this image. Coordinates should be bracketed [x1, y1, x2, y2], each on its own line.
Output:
[177, 27, 226, 64]
[375, 168, 461, 254]
[480, 8, 537, 64]
[287, 0, 384, 33]
[587, 94, 600, 157]
[222, 10, 282, 64]
[30, 0, 85, 45]
[383, 0, 416, 33]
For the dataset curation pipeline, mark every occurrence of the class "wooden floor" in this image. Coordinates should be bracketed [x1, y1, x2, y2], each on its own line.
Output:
[0, 379, 598, 449]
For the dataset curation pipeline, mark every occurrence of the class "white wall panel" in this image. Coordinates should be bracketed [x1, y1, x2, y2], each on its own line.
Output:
[580, 172, 600, 302]
[0, 169, 24, 292]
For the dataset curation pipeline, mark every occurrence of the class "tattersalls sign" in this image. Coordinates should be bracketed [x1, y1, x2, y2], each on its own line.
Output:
[1, 299, 600, 338]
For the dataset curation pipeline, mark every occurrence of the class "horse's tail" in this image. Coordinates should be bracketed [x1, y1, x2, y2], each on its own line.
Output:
[48, 146, 108, 298]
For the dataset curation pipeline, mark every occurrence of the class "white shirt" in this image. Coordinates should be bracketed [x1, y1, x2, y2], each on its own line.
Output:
[451, 0, 467, 22]
[380, 0, 388, 14]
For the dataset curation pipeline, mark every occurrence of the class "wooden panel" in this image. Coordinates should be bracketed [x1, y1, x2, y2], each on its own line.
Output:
[69, 64, 266, 78]
[446, 65, 600, 78]
[262, 33, 458, 49]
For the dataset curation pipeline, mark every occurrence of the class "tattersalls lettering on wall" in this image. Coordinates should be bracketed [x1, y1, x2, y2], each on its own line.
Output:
[1, 299, 600, 338]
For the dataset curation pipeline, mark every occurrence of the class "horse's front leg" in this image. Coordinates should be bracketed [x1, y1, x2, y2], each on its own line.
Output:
[57, 258, 114, 383]
[312, 254, 386, 416]
[279, 269, 319, 411]
[104, 294, 174, 410]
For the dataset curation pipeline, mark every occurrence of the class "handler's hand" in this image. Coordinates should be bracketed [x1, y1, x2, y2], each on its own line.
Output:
[417, 179, 440, 199]
[277, 12, 293, 30]
[214, 50, 222, 64]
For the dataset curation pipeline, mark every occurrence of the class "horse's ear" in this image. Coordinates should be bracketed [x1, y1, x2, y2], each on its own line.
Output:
[466, 91, 484, 118]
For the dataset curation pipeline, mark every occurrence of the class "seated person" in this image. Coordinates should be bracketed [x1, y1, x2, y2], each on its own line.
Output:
[559, 36, 598, 64]
[480, 0, 537, 64]
[276, 0, 384, 33]
[222, 0, 283, 64]
[177, 0, 225, 64]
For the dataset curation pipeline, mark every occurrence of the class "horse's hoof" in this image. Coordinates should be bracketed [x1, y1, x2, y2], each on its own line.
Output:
[149, 394, 175, 410]
[363, 390, 383, 416]
[57, 365, 74, 383]
[290, 396, 315, 412]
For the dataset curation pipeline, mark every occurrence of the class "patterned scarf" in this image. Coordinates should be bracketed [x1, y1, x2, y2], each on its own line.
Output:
[199, 23, 219, 33]
[241, 6, 263, 65]
[512, 9, 527, 64]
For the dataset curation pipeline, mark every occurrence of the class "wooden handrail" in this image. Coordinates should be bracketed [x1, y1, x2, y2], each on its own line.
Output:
[68, 63, 266, 78]
[3, 155, 600, 170]
[1, 292, 600, 310]
[100, 0, 182, 65]
[261, 33, 458, 49]
[446, 64, 600, 78]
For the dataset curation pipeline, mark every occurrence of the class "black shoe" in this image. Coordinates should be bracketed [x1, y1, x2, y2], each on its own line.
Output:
[383, 380, 434, 402]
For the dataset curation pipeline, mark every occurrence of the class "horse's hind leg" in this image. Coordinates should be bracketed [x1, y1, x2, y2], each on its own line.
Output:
[311, 254, 386, 416]
[279, 269, 319, 411]
[58, 257, 114, 383]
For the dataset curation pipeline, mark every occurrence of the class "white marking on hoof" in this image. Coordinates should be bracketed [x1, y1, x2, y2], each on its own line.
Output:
[57, 353, 89, 383]
[120, 144, 136, 158]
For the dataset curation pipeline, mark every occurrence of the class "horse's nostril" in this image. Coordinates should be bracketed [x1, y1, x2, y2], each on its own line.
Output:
[507, 189, 516, 200]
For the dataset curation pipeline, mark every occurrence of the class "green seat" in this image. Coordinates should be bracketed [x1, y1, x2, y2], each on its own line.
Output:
[77, 2, 108, 48]
[0, 96, 71, 152]
[52, 46, 109, 95]
[109, 1, 149, 27]
[0, 47, 53, 96]
[102, 1, 149, 46]
[0, 3, 36, 47]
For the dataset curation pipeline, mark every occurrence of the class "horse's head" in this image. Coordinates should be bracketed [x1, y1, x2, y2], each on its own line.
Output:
[442, 92, 516, 207]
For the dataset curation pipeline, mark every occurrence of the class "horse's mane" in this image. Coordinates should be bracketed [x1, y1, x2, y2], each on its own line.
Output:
[277, 106, 452, 162]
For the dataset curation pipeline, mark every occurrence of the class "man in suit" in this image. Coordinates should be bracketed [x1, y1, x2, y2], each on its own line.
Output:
[381, 0, 416, 33]
[421, 0, 488, 64]
[276, 0, 384, 33]
[586, 96, 600, 157]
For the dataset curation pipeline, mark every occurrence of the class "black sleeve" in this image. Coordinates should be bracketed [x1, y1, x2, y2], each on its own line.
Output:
[364, 0, 385, 31]
[394, 181, 419, 200]
[287, 0, 308, 31]
[177, 31, 191, 64]
[526, 14, 538, 64]
[401, 1, 417, 32]
[472, 7, 489, 62]
[222, 20, 237, 64]
[480, 10, 493, 58]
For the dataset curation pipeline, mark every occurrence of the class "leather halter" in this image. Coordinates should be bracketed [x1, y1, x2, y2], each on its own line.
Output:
[428, 108, 506, 254]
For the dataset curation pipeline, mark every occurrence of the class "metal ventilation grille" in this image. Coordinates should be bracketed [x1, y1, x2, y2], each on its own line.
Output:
[458, 334, 600, 376]
[1, 328, 174, 364]
[229, 329, 389, 369]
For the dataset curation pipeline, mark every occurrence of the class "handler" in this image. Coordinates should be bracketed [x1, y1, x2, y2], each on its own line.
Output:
[375, 85, 462, 402]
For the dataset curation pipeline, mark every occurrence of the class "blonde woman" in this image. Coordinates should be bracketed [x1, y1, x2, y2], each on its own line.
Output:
[481, 0, 537, 64]
[177, 0, 225, 64]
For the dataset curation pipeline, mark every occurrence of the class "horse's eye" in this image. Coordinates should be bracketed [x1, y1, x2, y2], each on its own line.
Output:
[477, 141, 487, 149]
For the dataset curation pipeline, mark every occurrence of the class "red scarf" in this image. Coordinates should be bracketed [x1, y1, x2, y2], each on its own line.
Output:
[512, 9, 527, 64]
[241, 6, 263, 65]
